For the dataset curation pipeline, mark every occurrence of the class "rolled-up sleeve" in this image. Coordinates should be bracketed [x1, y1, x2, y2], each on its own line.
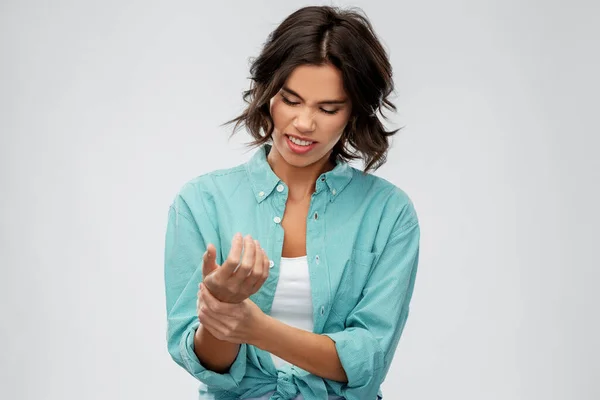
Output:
[323, 199, 420, 400]
[164, 187, 248, 390]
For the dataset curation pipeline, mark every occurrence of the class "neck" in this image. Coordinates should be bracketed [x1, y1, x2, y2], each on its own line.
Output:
[267, 145, 335, 202]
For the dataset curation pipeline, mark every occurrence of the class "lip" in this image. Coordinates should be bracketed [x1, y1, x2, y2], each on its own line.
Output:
[284, 133, 318, 155]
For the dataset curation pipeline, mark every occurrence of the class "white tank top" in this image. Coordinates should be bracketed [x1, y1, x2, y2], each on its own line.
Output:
[269, 255, 314, 368]
[246, 256, 343, 400]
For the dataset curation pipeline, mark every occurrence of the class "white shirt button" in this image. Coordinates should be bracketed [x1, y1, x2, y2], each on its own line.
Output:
[276, 184, 284, 192]
[273, 216, 281, 224]
[269, 260, 274, 269]
[332, 189, 337, 195]
[258, 191, 265, 197]
[320, 306, 325, 315]
[315, 255, 320, 264]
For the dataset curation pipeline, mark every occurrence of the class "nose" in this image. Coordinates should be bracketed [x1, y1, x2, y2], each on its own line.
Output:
[293, 108, 316, 133]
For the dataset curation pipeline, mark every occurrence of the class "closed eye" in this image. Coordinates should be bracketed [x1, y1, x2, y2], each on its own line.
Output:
[281, 95, 299, 106]
[281, 95, 339, 115]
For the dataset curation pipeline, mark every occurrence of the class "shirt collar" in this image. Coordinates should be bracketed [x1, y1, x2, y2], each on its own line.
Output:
[245, 143, 354, 204]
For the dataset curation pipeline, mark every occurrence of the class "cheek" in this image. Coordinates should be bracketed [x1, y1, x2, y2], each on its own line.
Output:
[270, 101, 293, 128]
[322, 115, 350, 137]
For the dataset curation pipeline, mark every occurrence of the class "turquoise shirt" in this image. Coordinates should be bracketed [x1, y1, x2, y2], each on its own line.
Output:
[164, 144, 420, 400]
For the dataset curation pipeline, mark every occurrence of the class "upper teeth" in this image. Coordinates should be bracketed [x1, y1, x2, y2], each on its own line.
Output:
[289, 136, 313, 146]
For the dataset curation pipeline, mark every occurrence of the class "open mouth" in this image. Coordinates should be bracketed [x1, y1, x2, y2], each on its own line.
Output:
[286, 134, 315, 146]
[284, 134, 317, 154]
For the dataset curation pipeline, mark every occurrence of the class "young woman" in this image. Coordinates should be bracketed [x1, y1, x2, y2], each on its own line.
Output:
[164, 6, 420, 400]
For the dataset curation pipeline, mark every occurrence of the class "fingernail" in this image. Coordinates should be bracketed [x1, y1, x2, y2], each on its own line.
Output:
[235, 232, 242, 239]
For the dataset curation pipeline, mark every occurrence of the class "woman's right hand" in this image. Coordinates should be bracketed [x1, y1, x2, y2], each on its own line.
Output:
[200, 233, 270, 304]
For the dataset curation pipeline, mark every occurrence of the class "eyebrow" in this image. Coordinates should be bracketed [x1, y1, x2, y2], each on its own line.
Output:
[281, 86, 347, 105]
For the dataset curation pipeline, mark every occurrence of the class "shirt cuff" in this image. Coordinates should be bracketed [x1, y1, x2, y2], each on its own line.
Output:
[180, 320, 248, 390]
[323, 327, 384, 390]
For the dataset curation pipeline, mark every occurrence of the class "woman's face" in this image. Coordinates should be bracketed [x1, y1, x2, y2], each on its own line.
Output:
[269, 63, 352, 168]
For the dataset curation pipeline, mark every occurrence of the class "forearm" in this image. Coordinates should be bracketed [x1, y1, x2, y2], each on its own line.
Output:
[193, 323, 241, 373]
[252, 315, 348, 383]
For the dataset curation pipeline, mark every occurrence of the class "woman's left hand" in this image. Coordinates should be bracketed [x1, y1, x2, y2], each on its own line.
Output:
[197, 282, 267, 345]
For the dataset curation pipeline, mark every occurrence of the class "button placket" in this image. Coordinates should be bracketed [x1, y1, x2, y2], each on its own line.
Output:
[262, 183, 287, 315]
[307, 181, 331, 331]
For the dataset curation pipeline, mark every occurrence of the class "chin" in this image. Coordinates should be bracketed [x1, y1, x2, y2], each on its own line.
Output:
[281, 149, 316, 167]
[290, 157, 317, 168]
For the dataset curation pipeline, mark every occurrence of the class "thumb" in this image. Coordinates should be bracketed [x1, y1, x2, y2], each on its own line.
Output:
[202, 243, 219, 278]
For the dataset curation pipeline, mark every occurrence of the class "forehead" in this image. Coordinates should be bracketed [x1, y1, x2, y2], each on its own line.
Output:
[283, 64, 347, 100]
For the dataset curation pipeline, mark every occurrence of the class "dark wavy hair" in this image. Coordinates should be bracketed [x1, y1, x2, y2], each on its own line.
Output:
[224, 5, 401, 172]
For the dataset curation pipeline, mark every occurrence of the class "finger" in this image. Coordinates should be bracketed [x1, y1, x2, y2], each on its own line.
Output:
[261, 248, 270, 283]
[200, 283, 219, 311]
[200, 299, 233, 324]
[220, 233, 244, 275]
[231, 235, 256, 285]
[196, 287, 204, 314]
[243, 240, 264, 291]
[199, 299, 242, 343]
[206, 243, 218, 264]
[201, 283, 235, 316]
[251, 247, 270, 292]
[202, 243, 219, 278]
[198, 306, 230, 338]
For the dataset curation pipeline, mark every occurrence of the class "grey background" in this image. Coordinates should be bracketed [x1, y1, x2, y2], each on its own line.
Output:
[1, 0, 598, 399]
